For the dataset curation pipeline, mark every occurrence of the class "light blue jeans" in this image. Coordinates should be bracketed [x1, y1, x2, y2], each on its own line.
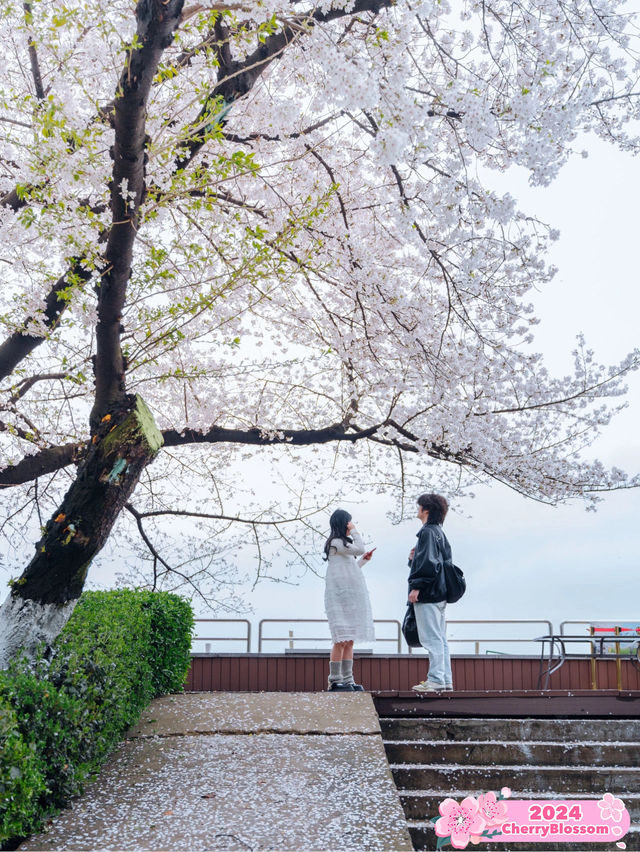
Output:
[414, 601, 452, 686]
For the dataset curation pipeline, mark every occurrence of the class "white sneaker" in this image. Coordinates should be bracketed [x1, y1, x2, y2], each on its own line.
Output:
[444, 684, 454, 691]
[412, 680, 443, 693]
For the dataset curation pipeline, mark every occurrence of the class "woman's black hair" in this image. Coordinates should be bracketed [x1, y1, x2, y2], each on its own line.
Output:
[417, 493, 449, 525]
[323, 508, 353, 560]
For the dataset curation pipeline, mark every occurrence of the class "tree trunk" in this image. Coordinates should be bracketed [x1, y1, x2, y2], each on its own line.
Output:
[0, 394, 163, 668]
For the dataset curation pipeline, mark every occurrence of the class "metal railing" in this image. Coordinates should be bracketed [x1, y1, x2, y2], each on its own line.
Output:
[559, 621, 640, 654]
[560, 621, 592, 634]
[561, 620, 640, 636]
[192, 618, 252, 653]
[257, 618, 402, 653]
[548, 621, 640, 689]
[408, 619, 554, 655]
[189, 617, 559, 655]
[558, 620, 603, 654]
[188, 618, 640, 657]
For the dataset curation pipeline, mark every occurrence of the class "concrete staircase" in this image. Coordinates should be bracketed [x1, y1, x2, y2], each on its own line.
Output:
[381, 716, 640, 851]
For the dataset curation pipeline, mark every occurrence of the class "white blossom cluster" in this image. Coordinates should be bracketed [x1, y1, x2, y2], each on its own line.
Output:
[0, 0, 639, 583]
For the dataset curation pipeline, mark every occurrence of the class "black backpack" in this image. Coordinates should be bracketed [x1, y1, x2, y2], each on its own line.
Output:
[443, 561, 466, 603]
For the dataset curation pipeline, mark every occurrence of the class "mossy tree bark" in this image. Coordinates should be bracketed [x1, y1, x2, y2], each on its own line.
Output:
[0, 395, 163, 668]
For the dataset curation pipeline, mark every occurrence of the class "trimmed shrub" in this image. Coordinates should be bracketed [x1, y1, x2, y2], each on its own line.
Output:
[143, 591, 194, 695]
[0, 588, 194, 848]
[0, 695, 44, 841]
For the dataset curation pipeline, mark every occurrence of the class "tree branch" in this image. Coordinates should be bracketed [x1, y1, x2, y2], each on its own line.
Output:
[124, 501, 218, 607]
[23, 2, 45, 101]
[125, 503, 323, 525]
[175, 0, 394, 170]
[90, 0, 186, 428]
[8, 372, 69, 403]
[0, 414, 471, 489]
[0, 263, 92, 383]
[222, 112, 345, 144]
[591, 91, 640, 106]
[0, 5, 46, 211]
[0, 421, 381, 487]
[0, 442, 84, 488]
[161, 422, 380, 448]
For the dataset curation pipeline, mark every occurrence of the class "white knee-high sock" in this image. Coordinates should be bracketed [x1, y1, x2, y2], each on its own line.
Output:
[328, 660, 342, 685]
[340, 658, 355, 683]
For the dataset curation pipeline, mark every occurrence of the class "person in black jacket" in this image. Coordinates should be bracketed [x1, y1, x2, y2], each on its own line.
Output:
[407, 493, 453, 692]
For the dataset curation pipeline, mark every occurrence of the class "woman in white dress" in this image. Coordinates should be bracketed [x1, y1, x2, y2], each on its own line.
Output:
[323, 509, 375, 691]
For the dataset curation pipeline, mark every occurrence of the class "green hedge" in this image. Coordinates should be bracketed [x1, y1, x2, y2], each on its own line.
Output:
[0, 589, 194, 847]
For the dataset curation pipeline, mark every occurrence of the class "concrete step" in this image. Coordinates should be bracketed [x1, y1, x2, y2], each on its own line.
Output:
[390, 763, 640, 793]
[382, 716, 640, 849]
[407, 821, 640, 851]
[380, 716, 640, 742]
[385, 739, 640, 766]
[398, 789, 640, 821]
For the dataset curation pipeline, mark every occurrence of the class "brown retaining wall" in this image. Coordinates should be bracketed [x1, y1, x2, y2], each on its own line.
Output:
[186, 654, 640, 693]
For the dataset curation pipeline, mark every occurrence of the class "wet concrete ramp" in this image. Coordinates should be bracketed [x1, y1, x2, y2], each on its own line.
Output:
[19, 692, 413, 851]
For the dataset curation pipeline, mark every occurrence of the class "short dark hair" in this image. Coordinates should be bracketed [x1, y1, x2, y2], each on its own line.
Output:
[417, 493, 449, 525]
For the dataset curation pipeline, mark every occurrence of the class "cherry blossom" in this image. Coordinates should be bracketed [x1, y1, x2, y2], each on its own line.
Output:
[436, 797, 487, 849]
[477, 791, 509, 827]
[598, 793, 626, 822]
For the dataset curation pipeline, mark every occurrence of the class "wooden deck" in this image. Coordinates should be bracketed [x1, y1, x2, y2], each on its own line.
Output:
[186, 653, 640, 710]
[372, 689, 640, 717]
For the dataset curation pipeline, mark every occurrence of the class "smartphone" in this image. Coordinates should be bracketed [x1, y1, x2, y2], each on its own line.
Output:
[364, 548, 377, 559]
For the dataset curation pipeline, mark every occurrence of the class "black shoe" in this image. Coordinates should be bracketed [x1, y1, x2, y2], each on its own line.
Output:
[328, 682, 355, 691]
[351, 683, 365, 691]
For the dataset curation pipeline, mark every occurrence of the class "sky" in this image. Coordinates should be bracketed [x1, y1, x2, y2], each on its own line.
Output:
[179, 133, 640, 655]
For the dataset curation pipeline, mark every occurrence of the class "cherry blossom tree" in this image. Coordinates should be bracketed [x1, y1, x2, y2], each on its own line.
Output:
[1, 0, 639, 665]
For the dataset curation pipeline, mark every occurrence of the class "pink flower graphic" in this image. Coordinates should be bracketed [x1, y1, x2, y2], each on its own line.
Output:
[501, 787, 512, 799]
[436, 797, 487, 849]
[477, 791, 509, 827]
[598, 793, 626, 822]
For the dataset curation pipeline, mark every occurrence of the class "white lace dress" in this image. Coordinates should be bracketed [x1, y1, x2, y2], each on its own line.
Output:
[324, 530, 375, 644]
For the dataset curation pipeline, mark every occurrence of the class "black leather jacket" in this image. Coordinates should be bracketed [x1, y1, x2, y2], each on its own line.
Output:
[407, 523, 451, 603]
